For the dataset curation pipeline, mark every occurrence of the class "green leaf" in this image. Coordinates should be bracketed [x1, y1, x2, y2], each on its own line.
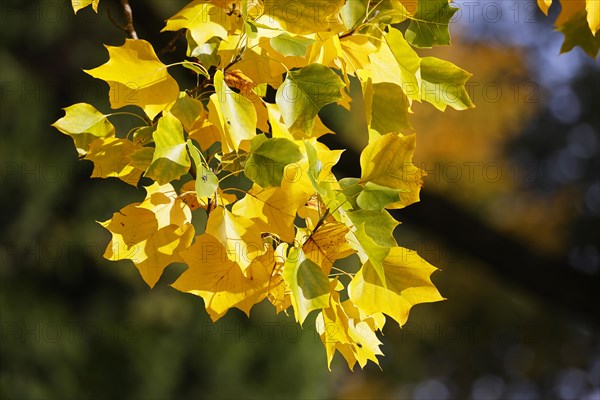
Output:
[357, 182, 407, 211]
[346, 209, 399, 248]
[405, 0, 458, 48]
[188, 35, 221, 67]
[354, 220, 390, 281]
[276, 64, 345, 135]
[52, 103, 115, 156]
[420, 56, 475, 111]
[340, 0, 368, 30]
[182, 61, 208, 78]
[270, 33, 316, 57]
[187, 140, 218, 198]
[211, 70, 257, 152]
[132, 125, 156, 146]
[145, 112, 190, 184]
[244, 134, 303, 188]
[170, 92, 204, 132]
[284, 247, 331, 324]
[558, 10, 600, 58]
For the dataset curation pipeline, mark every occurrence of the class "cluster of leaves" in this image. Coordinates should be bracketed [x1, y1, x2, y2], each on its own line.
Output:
[538, 0, 600, 57]
[54, 0, 479, 369]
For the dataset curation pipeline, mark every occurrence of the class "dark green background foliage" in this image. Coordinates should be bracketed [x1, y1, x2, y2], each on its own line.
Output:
[1, 1, 599, 399]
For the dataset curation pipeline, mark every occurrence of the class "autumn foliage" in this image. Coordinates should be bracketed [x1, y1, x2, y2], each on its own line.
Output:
[54, 0, 598, 369]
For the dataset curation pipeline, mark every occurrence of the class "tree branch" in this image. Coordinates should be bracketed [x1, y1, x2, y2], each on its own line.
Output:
[120, 0, 138, 39]
[108, 0, 139, 39]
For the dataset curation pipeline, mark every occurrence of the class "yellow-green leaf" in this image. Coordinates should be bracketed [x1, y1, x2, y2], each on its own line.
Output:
[145, 113, 190, 184]
[284, 247, 331, 324]
[420, 56, 475, 111]
[270, 33, 316, 57]
[186, 140, 218, 198]
[245, 134, 303, 187]
[276, 64, 345, 135]
[367, 27, 421, 101]
[52, 103, 115, 156]
[360, 133, 425, 208]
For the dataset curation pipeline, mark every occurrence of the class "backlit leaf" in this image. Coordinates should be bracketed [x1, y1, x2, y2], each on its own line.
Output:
[244, 134, 303, 187]
[52, 103, 115, 156]
[85, 39, 179, 119]
[348, 247, 445, 326]
[270, 33, 316, 57]
[145, 112, 191, 184]
[174, 233, 278, 321]
[283, 247, 331, 324]
[85, 137, 144, 186]
[420, 56, 475, 111]
[276, 64, 345, 135]
[360, 133, 425, 208]
[405, 0, 458, 48]
[100, 182, 194, 287]
[210, 70, 257, 152]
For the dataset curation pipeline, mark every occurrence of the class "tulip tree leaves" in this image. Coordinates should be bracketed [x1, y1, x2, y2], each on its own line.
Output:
[244, 134, 303, 188]
[59, 0, 591, 370]
[276, 64, 345, 135]
[538, 0, 600, 58]
[84, 39, 179, 120]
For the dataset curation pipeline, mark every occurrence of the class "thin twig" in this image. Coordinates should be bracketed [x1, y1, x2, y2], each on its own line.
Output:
[120, 0, 138, 39]
[108, 0, 139, 39]
[159, 29, 186, 56]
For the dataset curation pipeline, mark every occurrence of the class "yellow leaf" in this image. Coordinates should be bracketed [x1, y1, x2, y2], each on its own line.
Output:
[258, 0, 346, 34]
[586, 0, 600, 33]
[173, 233, 277, 321]
[303, 222, 356, 275]
[366, 28, 421, 101]
[100, 182, 194, 287]
[162, 1, 230, 47]
[267, 243, 292, 313]
[209, 70, 257, 152]
[205, 206, 266, 273]
[537, 0, 553, 14]
[348, 247, 445, 326]
[316, 284, 383, 370]
[85, 39, 179, 120]
[85, 137, 144, 186]
[360, 133, 425, 208]
[232, 177, 312, 244]
[71, 0, 99, 13]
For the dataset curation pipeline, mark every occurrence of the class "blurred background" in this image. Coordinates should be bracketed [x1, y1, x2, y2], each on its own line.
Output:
[1, 0, 599, 399]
